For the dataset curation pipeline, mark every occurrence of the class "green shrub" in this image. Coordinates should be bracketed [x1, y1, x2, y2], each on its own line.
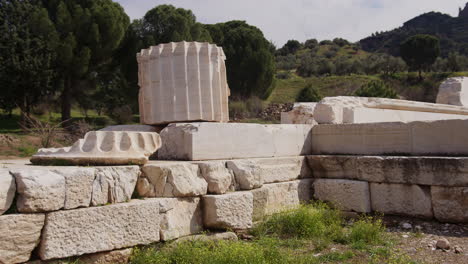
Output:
[296, 84, 323, 102]
[245, 97, 265, 116]
[347, 216, 386, 248]
[354, 80, 398, 98]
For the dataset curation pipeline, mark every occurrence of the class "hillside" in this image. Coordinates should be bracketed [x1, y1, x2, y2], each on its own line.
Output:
[360, 3, 468, 57]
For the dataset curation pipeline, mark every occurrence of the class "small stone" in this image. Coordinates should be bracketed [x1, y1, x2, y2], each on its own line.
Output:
[415, 225, 423, 231]
[240, 234, 254, 240]
[402, 222, 412, 229]
[402, 234, 409, 238]
[454, 246, 463, 254]
[436, 238, 450, 250]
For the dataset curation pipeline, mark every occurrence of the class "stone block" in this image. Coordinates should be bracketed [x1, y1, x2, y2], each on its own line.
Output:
[78, 248, 133, 264]
[431, 186, 468, 223]
[251, 179, 313, 221]
[137, 42, 229, 125]
[0, 169, 15, 215]
[313, 179, 371, 213]
[226, 160, 263, 190]
[91, 166, 140, 206]
[138, 162, 207, 197]
[312, 119, 468, 156]
[39, 199, 161, 260]
[281, 103, 317, 124]
[175, 232, 238, 243]
[159, 197, 203, 241]
[52, 167, 95, 209]
[196, 161, 235, 194]
[99, 124, 161, 132]
[11, 169, 65, 213]
[314, 96, 468, 124]
[370, 183, 433, 218]
[203, 192, 253, 230]
[308, 155, 468, 187]
[31, 131, 161, 166]
[0, 214, 45, 264]
[437, 77, 468, 106]
[158, 122, 313, 160]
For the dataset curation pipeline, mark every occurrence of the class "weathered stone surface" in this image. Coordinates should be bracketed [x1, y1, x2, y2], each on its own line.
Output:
[52, 167, 95, 209]
[0, 214, 45, 264]
[31, 131, 161, 166]
[203, 192, 253, 230]
[314, 96, 468, 124]
[312, 120, 468, 156]
[431, 186, 468, 223]
[91, 166, 140, 206]
[196, 161, 235, 194]
[78, 248, 133, 264]
[370, 183, 433, 218]
[313, 179, 371, 213]
[12, 169, 65, 213]
[251, 179, 313, 221]
[0, 169, 15, 215]
[308, 155, 468, 187]
[437, 77, 468, 106]
[137, 42, 229, 125]
[226, 160, 263, 190]
[281, 103, 317, 125]
[159, 197, 203, 241]
[99, 124, 161, 132]
[39, 199, 161, 260]
[139, 162, 207, 197]
[175, 232, 238, 243]
[158, 123, 313, 160]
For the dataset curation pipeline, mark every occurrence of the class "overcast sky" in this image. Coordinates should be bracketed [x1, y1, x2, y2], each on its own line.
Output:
[115, 0, 467, 47]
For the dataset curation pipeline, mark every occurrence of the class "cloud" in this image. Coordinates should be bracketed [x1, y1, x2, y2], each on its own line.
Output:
[115, 0, 466, 47]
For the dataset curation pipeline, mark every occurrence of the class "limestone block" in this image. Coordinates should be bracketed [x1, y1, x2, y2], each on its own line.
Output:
[31, 131, 161, 166]
[91, 166, 140, 206]
[159, 197, 203, 241]
[251, 179, 313, 221]
[0, 169, 15, 215]
[437, 77, 468, 106]
[158, 122, 313, 160]
[137, 42, 230, 125]
[175, 232, 238, 243]
[312, 120, 468, 156]
[308, 155, 468, 187]
[0, 214, 45, 264]
[139, 163, 207, 197]
[11, 169, 65, 213]
[226, 160, 263, 190]
[313, 179, 371, 213]
[39, 199, 161, 260]
[281, 103, 317, 124]
[370, 183, 433, 218]
[313, 96, 468, 124]
[196, 161, 235, 194]
[52, 167, 95, 209]
[203, 192, 253, 230]
[431, 186, 468, 223]
[78, 248, 133, 264]
[99, 124, 161, 132]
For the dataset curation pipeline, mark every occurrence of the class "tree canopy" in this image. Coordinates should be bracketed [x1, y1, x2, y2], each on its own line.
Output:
[400, 34, 440, 78]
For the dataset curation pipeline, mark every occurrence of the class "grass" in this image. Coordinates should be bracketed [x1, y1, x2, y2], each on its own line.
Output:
[129, 204, 418, 264]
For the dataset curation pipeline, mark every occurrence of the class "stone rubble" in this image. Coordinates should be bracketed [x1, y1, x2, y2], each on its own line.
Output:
[0, 169, 15, 215]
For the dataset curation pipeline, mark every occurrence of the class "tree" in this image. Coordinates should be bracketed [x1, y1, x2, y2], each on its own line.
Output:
[400, 34, 440, 79]
[42, 0, 130, 121]
[0, 0, 57, 116]
[304, 39, 318, 50]
[296, 84, 323, 102]
[277, 39, 302, 55]
[354, 80, 398, 98]
[207, 21, 275, 99]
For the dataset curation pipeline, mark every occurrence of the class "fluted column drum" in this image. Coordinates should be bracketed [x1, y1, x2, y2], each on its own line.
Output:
[137, 41, 230, 125]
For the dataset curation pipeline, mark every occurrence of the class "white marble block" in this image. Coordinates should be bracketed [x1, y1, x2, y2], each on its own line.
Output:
[31, 131, 161, 165]
[437, 77, 468, 106]
[137, 42, 230, 125]
[281, 103, 317, 125]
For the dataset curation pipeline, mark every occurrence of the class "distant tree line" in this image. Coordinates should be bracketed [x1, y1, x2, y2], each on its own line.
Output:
[0, 1, 275, 121]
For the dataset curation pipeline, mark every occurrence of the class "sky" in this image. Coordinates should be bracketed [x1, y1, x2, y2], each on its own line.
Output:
[115, 0, 467, 47]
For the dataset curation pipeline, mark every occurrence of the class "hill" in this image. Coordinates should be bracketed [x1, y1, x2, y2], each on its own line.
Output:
[360, 3, 468, 57]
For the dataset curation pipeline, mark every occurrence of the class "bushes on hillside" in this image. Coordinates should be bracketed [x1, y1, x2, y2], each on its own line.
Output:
[296, 84, 323, 102]
[354, 80, 398, 99]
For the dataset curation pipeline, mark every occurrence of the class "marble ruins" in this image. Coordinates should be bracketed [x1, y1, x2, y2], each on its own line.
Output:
[2, 41, 468, 263]
[436, 77, 468, 107]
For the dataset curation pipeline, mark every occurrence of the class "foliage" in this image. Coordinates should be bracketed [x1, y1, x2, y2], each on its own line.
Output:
[276, 54, 297, 70]
[296, 84, 323, 102]
[207, 21, 276, 99]
[354, 80, 398, 98]
[19, 114, 67, 148]
[0, 0, 57, 115]
[400, 34, 440, 78]
[277, 40, 302, 55]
